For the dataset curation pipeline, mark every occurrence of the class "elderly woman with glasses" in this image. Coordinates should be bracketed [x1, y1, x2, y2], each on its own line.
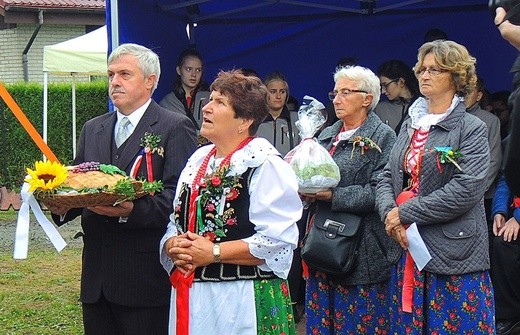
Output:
[301, 65, 398, 334]
[376, 40, 495, 334]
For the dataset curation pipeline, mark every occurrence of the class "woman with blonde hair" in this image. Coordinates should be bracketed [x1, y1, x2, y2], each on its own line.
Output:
[376, 40, 495, 334]
[256, 71, 299, 156]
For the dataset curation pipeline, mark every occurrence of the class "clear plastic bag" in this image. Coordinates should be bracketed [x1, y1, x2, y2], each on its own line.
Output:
[284, 96, 340, 193]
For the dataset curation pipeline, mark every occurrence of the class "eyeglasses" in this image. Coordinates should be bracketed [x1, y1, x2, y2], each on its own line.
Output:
[328, 88, 368, 101]
[416, 67, 447, 76]
[380, 79, 398, 91]
[183, 66, 202, 74]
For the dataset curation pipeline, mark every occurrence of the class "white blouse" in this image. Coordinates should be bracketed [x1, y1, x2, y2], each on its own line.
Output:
[160, 137, 302, 278]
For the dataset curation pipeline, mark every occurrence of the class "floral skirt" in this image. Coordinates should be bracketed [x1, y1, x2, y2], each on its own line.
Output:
[305, 272, 398, 335]
[390, 253, 495, 334]
[255, 278, 296, 335]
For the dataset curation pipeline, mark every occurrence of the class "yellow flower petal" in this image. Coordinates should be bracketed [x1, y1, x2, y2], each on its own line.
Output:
[25, 160, 68, 192]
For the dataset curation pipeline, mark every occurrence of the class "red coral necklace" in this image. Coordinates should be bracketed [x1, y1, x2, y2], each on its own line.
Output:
[187, 136, 254, 232]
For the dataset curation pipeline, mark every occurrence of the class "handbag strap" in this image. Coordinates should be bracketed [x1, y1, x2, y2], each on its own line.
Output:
[304, 201, 319, 236]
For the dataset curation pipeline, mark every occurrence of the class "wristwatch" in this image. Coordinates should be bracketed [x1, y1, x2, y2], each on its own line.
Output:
[212, 243, 221, 263]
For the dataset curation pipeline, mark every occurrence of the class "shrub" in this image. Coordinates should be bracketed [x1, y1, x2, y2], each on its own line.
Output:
[0, 81, 108, 190]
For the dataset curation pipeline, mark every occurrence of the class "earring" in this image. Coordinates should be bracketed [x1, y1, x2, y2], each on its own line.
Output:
[238, 128, 243, 134]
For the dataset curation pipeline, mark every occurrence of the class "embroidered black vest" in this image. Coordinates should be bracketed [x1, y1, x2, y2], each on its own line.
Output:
[174, 167, 276, 282]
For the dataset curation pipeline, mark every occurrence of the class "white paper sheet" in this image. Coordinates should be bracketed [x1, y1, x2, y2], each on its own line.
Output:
[406, 222, 432, 271]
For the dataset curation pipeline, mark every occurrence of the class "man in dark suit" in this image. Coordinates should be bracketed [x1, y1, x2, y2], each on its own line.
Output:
[50, 43, 197, 334]
[494, 6, 520, 335]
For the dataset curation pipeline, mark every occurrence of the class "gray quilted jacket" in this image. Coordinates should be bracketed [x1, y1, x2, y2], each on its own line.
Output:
[376, 101, 490, 275]
[314, 111, 399, 285]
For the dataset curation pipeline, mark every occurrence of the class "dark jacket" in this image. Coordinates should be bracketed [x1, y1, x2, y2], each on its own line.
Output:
[256, 106, 299, 156]
[159, 83, 209, 130]
[466, 103, 502, 199]
[375, 95, 422, 135]
[55, 101, 197, 307]
[504, 55, 520, 194]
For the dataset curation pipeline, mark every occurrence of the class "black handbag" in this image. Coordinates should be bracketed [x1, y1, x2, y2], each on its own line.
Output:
[301, 202, 363, 275]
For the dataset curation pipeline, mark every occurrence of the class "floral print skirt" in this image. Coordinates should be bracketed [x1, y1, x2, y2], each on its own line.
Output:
[255, 278, 296, 335]
[305, 272, 398, 334]
[390, 253, 495, 334]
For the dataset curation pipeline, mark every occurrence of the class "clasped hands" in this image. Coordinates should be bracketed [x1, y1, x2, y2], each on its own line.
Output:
[300, 189, 333, 203]
[385, 207, 409, 250]
[164, 232, 214, 277]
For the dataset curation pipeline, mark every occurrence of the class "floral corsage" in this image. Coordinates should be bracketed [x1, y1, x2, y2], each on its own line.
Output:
[349, 136, 382, 158]
[131, 132, 164, 181]
[197, 164, 242, 240]
[140, 132, 164, 157]
[433, 146, 462, 172]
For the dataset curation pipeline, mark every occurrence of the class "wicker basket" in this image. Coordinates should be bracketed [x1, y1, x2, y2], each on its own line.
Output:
[35, 180, 146, 208]
[36, 191, 147, 208]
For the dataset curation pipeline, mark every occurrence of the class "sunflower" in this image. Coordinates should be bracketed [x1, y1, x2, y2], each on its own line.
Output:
[25, 160, 69, 192]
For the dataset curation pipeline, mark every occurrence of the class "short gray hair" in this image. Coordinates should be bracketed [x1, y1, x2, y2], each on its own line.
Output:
[108, 43, 161, 93]
[333, 65, 381, 111]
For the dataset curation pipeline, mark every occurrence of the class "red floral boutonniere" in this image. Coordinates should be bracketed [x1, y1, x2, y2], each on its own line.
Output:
[349, 136, 382, 158]
[140, 132, 164, 157]
[433, 146, 463, 172]
[198, 164, 242, 203]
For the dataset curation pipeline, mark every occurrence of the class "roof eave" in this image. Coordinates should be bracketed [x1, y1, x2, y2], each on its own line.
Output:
[2, 7, 105, 25]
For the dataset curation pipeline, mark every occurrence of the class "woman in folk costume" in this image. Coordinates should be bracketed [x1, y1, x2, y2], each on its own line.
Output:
[160, 70, 302, 335]
[376, 40, 495, 334]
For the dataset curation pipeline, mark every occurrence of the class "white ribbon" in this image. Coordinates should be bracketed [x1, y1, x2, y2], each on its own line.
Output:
[129, 154, 143, 178]
[13, 183, 67, 259]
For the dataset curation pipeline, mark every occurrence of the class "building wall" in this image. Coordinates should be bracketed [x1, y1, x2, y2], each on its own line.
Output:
[0, 24, 91, 83]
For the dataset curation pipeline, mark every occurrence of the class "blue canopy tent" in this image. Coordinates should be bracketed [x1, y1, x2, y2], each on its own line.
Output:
[106, 0, 517, 105]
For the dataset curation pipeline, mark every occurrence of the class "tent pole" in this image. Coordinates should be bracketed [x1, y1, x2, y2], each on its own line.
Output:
[43, 71, 48, 161]
[71, 74, 77, 160]
[110, 0, 120, 49]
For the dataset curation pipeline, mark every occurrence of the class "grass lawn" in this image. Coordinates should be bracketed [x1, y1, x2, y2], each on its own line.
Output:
[0, 209, 83, 335]
[0, 210, 17, 221]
